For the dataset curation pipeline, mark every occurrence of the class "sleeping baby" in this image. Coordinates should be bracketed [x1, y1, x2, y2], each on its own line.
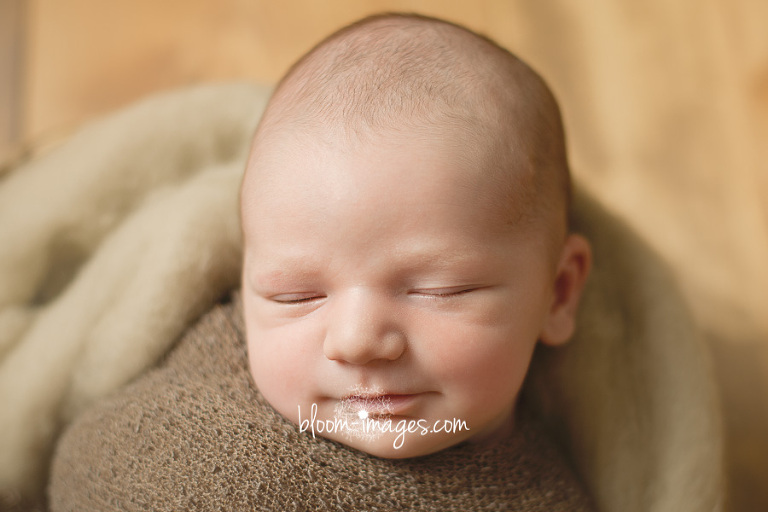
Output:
[50, 13, 594, 511]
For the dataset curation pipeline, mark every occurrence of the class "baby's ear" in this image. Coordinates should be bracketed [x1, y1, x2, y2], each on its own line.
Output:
[539, 233, 592, 346]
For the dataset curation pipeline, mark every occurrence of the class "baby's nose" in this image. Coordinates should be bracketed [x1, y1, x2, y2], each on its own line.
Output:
[322, 289, 406, 365]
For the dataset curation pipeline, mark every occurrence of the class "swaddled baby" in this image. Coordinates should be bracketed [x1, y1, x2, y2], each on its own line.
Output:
[51, 13, 594, 511]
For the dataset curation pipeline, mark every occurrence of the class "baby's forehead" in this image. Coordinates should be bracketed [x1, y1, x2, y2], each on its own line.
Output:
[242, 122, 544, 243]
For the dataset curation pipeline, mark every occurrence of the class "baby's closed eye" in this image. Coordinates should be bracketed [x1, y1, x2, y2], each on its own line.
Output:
[409, 286, 481, 298]
[269, 293, 326, 304]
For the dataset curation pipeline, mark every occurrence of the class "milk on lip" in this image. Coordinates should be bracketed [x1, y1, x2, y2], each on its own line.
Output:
[338, 384, 395, 414]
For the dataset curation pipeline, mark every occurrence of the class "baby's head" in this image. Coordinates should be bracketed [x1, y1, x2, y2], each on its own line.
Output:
[240, 14, 591, 458]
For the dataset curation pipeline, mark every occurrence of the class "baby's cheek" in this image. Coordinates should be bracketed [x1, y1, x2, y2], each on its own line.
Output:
[247, 328, 317, 419]
[419, 321, 512, 374]
[421, 323, 533, 408]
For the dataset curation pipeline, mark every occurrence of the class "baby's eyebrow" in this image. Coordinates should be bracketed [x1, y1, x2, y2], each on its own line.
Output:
[392, 244, 485, 270]
[250, 266, 319, 287]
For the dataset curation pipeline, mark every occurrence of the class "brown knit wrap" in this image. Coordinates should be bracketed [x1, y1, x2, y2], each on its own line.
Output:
[49, 293, 595, 511]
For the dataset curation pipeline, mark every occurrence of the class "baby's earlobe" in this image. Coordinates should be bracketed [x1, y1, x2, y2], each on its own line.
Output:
[539, 234, 592, 346]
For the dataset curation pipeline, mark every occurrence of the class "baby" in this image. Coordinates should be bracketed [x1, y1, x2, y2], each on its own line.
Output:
[50, 13, 594, 511]
[240, 12, 591, 460]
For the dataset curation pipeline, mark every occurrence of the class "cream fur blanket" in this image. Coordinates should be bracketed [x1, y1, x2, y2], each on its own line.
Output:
[0, 83, 722, 511]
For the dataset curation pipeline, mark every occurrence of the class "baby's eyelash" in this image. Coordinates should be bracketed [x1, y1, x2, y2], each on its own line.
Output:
[277, 297, 314, 304]
[271, 294, 325, 304]
[413, 287, 477, 297]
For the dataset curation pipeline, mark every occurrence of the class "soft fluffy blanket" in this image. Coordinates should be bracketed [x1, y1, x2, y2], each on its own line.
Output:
[0, 83, 722, 512]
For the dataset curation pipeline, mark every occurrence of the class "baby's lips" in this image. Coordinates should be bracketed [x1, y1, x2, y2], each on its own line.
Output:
[342, 394, 395, 415]
[341, 393, 422, 416]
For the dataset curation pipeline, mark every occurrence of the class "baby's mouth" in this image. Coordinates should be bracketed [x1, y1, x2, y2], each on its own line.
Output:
[331, 385, 398, 439]
[342, 394, 419, 415]
[336, 385, 421, 419]
[333, 396, 384, 441]
[341, 394, 393, 414]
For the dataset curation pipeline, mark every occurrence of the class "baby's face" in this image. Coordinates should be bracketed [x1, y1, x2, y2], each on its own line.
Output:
[241, 128, 559, 458]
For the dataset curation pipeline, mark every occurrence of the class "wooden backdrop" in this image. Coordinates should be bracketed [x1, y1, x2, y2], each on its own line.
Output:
[2, 1, 767, 510]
